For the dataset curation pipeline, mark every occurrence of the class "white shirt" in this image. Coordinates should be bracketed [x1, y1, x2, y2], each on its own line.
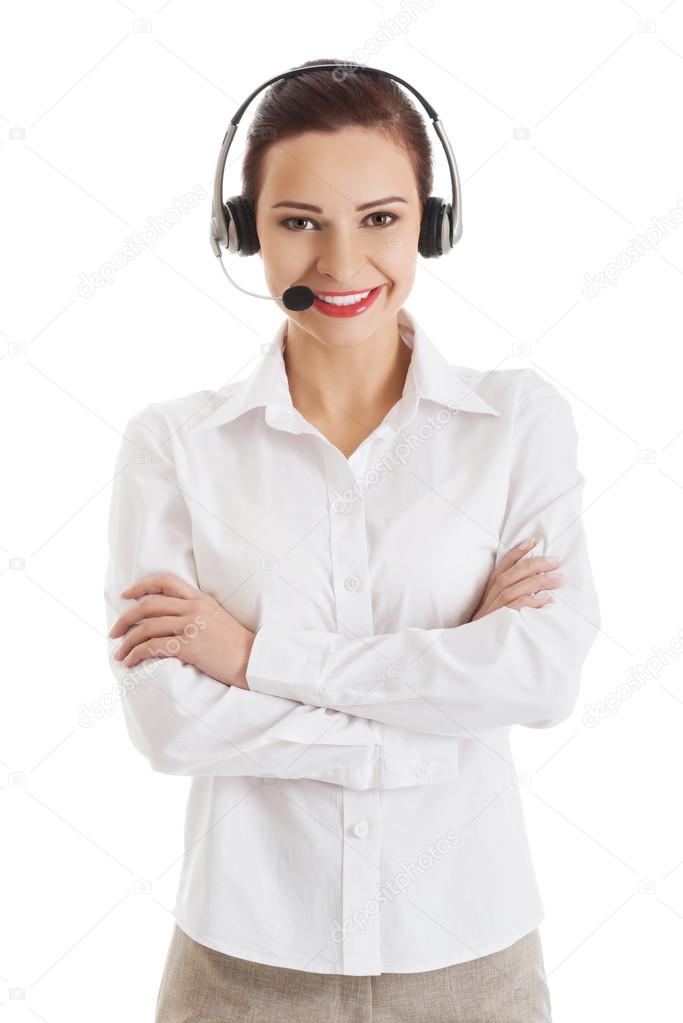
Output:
[104, 306, 600, 976]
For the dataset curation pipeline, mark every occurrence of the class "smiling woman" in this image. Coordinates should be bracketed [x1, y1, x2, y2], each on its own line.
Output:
[250, 97, 427, 347]
[104, 57, 599, 1023]
[243, 70, 433, 452]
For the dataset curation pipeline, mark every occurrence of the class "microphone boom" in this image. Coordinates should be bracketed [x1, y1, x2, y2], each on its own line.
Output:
[216, 255, 314, 311]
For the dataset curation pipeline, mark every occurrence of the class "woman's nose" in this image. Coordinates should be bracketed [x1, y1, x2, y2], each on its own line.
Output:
[314, 227, 371, 287]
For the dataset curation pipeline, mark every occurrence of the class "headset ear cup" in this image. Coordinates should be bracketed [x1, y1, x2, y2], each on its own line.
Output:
[225, 195, 261, 256]
[418, 197, 448, 258]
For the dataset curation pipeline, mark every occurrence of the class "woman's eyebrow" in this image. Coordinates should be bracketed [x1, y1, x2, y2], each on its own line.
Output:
[270, 196, 408, 212]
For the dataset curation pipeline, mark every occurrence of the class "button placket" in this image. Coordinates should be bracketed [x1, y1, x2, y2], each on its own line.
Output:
[340, 789, 381, 974]
[327, 460, 373, 641]
[325, 454, 382, 974]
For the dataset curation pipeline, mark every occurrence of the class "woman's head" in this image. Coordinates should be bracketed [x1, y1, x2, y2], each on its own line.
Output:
[241, 59, 434, 346]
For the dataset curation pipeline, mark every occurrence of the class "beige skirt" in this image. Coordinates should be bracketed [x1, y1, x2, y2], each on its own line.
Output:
[154, 924, 553, 1022]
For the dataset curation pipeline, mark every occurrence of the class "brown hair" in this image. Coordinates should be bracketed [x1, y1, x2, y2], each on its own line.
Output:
[241, 59, 433, 213]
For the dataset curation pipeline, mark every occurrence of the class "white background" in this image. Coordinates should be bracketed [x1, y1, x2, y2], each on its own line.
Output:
[1, 1, 680, 1020]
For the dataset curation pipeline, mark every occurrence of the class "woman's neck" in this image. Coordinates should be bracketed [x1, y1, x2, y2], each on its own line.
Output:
[282, 318, 412, 428]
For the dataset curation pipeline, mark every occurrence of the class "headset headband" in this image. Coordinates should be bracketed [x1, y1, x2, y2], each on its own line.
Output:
[210, 63, 462, 256]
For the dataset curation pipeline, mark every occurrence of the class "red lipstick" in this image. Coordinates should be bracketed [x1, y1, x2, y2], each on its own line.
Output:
[312, 285, 384, 318]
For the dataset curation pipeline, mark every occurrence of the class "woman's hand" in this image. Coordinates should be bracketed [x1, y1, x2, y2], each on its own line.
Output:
[108, 572, 255, 689]
[470, 538, 564, 622]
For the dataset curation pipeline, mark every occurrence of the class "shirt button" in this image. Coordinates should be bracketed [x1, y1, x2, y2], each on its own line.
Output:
[415, 760, 433, 778]
[344, 575, 361, 591]
[352, 820, 369, 838]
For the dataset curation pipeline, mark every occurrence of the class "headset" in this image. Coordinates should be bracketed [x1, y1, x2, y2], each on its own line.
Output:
[209, 62, 464, 311]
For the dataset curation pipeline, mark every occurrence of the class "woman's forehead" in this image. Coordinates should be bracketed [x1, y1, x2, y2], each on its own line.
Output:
[258, 129, 419, 203]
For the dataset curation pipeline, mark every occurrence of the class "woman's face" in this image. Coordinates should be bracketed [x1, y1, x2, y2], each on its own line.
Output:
[255, 126, 422, 346]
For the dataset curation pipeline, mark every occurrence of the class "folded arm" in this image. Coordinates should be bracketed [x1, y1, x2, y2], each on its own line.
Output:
[246, 372, 602, 738]
[104, 404, 461, 789]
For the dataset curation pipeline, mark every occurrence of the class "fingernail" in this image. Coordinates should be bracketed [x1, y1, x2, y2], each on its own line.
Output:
[521, 537, 536, 549]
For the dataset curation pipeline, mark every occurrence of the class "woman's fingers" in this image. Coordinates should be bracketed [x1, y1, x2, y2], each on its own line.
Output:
[489, 541, 560, 593]
[120, 571, 201, 601]
[495, 538, 538, 576]
[493, 554, 562, 597]
[499, 571, 564, 606]
[506, 593, 552, 610]
[117, 639, 179, 669]
[479, 541, 540, 603]
[506, 554, 562, 581]
[112, 615, 189, 664]
[470, 539, 564, 622]
[108, 594, 192, 638]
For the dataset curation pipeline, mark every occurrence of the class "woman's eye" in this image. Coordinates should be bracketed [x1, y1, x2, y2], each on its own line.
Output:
[364, 212, 397, 228]
[281, 217, 316, 231]
[279, 212, 398, 231]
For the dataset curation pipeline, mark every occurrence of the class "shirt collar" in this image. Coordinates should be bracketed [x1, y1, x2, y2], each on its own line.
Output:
[188, 306, 499, 433]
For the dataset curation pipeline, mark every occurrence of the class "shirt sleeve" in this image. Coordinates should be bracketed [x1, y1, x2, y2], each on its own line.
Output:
[104, 404, 462, 790]
[246, 372, 601, 739]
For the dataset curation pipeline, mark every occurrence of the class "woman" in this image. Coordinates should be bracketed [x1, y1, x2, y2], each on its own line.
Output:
[105, 59, 600, 1022]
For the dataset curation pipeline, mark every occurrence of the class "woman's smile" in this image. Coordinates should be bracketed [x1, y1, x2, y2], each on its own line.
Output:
[312, 284, 385, 317]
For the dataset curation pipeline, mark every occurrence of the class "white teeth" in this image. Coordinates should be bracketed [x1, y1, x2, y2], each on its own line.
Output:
[317, 290, 372, 306]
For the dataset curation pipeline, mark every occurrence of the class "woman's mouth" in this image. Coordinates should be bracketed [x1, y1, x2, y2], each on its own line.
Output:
[312, 285, 384, 318]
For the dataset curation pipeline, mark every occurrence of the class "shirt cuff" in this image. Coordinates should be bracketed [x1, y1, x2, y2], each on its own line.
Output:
[246, 624, 326, 706]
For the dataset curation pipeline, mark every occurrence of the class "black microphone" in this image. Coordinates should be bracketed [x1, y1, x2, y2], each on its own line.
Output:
[215, 254, 315, 311]
[280, 286, 316, 311]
